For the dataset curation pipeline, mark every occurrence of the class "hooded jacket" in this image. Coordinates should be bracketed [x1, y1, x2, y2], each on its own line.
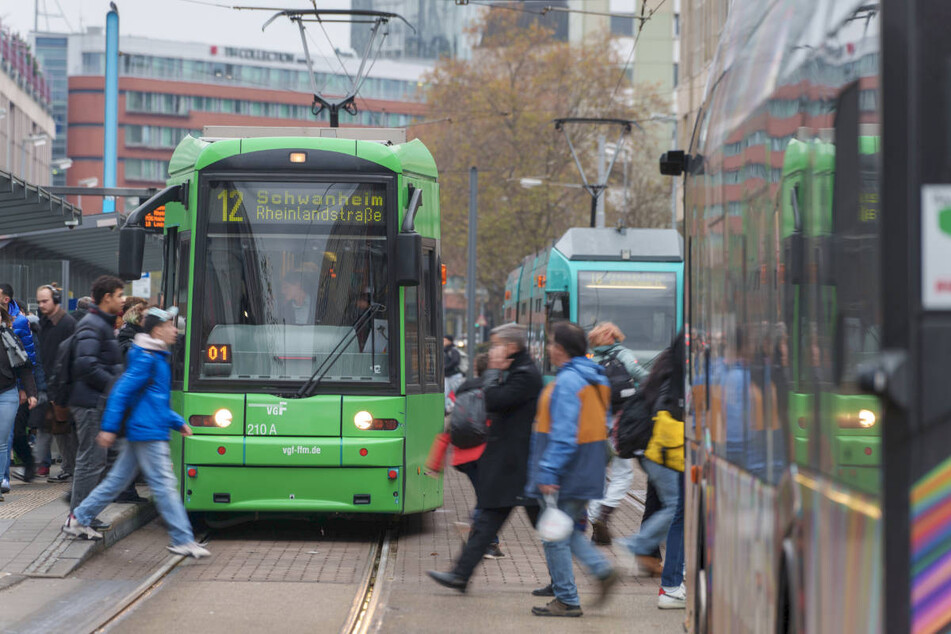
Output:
[526, 356, 610, 500]
[8, 300, 46, 390]
[100, 333, 185, 441]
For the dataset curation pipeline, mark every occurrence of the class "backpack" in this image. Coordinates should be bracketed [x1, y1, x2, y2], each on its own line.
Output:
[599, 349, 636, 409]
[48, 330, 81, 406]
[449, 387, 488, 449]
[612, 390, 654, 458]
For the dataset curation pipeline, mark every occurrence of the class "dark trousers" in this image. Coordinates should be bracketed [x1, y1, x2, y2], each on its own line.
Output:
[452, 506, 514, 580]
[454, 461, 499, 545]
[11, 403, 34, 471]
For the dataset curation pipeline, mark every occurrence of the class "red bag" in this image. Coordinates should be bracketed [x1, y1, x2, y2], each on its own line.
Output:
[425, 432, 452, 474]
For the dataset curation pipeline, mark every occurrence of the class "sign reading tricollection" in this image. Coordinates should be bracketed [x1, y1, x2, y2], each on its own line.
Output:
[922, 185, 951, 310]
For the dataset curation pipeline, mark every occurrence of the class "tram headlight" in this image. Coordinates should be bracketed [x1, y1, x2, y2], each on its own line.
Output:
[213, 408, 233, 428]
[858, 409, 876, 428]
[354, 410, 374, 430]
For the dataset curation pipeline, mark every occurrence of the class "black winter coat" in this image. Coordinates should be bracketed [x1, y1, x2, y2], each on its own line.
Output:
[38, 309, 76, 378]
[475, 349, 542, 509]
[68, 306, 122, 408]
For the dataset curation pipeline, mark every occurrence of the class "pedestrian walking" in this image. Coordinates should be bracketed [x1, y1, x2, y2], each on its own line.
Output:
[62, 306, 210, 558]
[443, 335, 465, 413]
[526, 321, 618, 617]
[0, 304, 38, 502]
[35, 284, 77, 483]
[587, 322, 646, 545]
[616, 332, 686, 588]
[427, 324, 542, 592]
[68, 276, 125, 529]
[0, 284, 46, 492]
[425, 354, 505, 559]
[70, 296, 92, 323]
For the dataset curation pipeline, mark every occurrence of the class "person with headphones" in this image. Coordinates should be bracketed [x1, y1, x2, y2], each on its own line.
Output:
[36, 284, 77, 483]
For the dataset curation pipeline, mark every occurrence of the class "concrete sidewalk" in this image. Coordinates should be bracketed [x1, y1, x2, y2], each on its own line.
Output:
[376, 464, 685, 633]
[0, 470, 156, 590]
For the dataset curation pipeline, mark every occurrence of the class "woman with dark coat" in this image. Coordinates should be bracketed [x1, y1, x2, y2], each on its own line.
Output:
[427, 323, 542, 592]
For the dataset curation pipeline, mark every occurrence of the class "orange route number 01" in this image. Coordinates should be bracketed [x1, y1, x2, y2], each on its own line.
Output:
[205, 344, 232, 363]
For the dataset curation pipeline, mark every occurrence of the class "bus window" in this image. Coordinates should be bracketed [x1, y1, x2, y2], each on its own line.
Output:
[405, 285, 420, 388]
[420, 245, 439, 389]
[172, 231, 190, 387]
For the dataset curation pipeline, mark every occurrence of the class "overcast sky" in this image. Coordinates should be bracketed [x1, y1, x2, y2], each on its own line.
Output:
[1, 1, 354, 55]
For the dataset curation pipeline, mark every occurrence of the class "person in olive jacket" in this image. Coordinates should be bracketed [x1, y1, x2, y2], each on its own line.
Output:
[427, 323, 542, 592]
[68, 276, 125, 522]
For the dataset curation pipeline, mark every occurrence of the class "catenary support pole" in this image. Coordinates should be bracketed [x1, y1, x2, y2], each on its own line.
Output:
[466, 167, 478, 378]
[596, 134, 606, 228]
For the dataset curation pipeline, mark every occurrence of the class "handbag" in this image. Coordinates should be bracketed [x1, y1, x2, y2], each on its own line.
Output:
[0, 325, 29, 369]
[536, 492, 574, 542]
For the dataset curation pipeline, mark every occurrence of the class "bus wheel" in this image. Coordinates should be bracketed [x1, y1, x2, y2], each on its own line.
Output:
[695, 564, 709, 634]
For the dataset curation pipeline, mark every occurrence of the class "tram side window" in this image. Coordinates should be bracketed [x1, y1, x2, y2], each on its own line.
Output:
[172, 232, 190, 387]
[405, 286, 420, 387]
[420, 246, 439, 388]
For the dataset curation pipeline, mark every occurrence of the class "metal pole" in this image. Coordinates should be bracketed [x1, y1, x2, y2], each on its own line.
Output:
[102, 6, 119, 213]
[596, 134, 606, 228]
[670, 120, 677, 228]
[589, 191, 598, 228]
[466, 167, 477, 378]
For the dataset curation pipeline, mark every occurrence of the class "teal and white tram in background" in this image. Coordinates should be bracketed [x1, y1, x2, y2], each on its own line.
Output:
[503, 227, 683, 378]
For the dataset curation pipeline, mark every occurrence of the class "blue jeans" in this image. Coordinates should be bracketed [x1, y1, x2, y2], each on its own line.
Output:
[622, 459, 680, 556]
[0, 388, 18, 483]
[72, 440, 194, 546]
[540, 497, 613, 607]
[661, 471, 685, 587]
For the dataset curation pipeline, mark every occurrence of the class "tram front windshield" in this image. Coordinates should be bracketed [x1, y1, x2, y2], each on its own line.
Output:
[195, 180, 392, 386]
[577, 270, 677, 360]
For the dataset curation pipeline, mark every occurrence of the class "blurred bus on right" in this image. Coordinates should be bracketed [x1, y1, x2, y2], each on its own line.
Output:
[664, 1, 951, 632]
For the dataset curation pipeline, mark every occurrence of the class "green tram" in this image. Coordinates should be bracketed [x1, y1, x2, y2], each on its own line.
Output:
[502, 227, 683, 378]
[781, 133, 882, 495]
[119, 127, 445, 515]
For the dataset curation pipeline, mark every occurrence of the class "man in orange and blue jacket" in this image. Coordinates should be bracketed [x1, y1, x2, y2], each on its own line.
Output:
[525, 321, 618, 618]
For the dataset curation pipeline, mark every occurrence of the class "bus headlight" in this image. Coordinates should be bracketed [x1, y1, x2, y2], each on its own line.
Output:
[354, 410, 373, 430]
[214, 408, 233, 428]
[858, 409, 876, 428]
[837, 409, 877, 429]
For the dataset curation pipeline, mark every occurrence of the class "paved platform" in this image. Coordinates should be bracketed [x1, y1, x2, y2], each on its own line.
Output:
[375, 462, 685, 632]
[0, 467, 156, 590]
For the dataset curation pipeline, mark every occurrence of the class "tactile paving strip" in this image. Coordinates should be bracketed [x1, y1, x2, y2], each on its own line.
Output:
[0, 483, 69, 520]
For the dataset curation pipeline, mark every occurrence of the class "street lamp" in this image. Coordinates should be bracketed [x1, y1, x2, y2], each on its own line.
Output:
[77, 176, 98, 211]
[19, 133, 49, 182]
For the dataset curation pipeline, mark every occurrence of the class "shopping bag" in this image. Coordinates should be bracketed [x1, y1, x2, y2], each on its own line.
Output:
[536, 493, 573, 542]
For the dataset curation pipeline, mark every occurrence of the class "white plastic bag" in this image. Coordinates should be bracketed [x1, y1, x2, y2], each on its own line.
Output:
[536, 493, 573, 542]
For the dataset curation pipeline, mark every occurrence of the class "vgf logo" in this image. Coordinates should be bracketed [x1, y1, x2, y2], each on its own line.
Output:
[266, 402, 288, 416]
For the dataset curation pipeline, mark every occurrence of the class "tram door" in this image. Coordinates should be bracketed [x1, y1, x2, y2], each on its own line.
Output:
[879, 1, 951, 632]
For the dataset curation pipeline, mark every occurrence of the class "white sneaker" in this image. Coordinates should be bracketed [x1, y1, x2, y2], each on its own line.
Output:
[1, 478, 10, 493]
[168, 541, 211, 559]
[62, 513, 103, 540]
[658, 583, 686, 609]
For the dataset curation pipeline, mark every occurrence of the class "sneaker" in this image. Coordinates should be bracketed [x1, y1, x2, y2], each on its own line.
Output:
[62, 514, 103, 540]
[1, 479, 9, 493]
[532, 583, 555, 597]
[484, 543, 506, 559]
[658, 584, 686, 609]
[531, 599, 583, 618]
[36, 466, 50, 477]
[90, 518, 112, 531]
[48, 472, 71, 483]
[167, 542, 211, 559]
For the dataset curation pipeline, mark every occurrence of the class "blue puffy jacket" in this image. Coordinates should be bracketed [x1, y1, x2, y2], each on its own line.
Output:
[525, 357, 611, 500]
[101, 334, 185, 441]
[9, 300, 46, 390]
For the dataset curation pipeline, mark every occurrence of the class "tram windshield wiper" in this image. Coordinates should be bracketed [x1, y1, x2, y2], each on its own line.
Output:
[296, 302, 385, 398]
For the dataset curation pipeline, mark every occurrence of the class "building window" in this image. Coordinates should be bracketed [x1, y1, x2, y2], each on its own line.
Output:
[673, 63, 678, 87]
[124, 158, 170, 183]
[674, 13, 680, 37]
[125, 125, 198, 149]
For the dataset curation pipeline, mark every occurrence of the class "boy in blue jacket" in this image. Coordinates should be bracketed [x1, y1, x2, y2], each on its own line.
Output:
[62, 307, 210, 558]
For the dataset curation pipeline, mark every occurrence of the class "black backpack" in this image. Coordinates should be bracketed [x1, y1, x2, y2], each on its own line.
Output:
[612, 390, 654, 458]
[599, 350, 636, 409]
[48, 330, 81, 407]
[449, 387, 488, 449]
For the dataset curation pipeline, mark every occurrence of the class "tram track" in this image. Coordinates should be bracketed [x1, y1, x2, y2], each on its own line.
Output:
[84, 523, 396, 634]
